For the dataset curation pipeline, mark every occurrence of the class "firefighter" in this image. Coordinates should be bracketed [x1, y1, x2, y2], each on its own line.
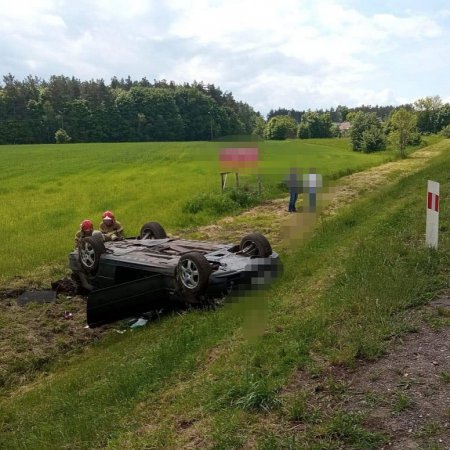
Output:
[100, 210, 124, 241]
[75, 219, 94, 248]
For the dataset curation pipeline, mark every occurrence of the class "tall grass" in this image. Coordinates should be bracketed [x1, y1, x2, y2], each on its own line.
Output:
[0, 139, 399, 281]
[0, 140, 448, 448]
[0, 310, 241, 449]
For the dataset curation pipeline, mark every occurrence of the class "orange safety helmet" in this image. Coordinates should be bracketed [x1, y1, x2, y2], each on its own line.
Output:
[102, 210, 115, 221]
[80, 219, 94, 232]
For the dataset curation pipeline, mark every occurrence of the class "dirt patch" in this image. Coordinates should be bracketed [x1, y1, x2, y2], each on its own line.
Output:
[0, 288, 25, 300]
[0, 293, 109, 393]
[285, 296, 450, 449]
[346, 328, 450, 447]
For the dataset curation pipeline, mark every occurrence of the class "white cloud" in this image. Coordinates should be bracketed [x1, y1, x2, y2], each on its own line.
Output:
[373, 13, 441, 38]
[0, 0, 55, 16]
[0, 0, 448, 112]
[161, 55, 221, 83]
[437, 9, 450, 18]
[41, 14, 66, 28]
[91, 0, 155, 20]
[163, 0, 444, 101]
[159, 0, 447, 111]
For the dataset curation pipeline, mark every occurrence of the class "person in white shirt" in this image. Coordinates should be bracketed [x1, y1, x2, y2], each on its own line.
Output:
[303, 169, 322, 212]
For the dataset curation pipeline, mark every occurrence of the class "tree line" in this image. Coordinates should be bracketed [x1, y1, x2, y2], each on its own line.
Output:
[267, 97, 450, 136]
[2, 73, 450, 148]
[0, 74, 262, 144]
[267, 104, 401, 123]
[264, 96, 450, 151]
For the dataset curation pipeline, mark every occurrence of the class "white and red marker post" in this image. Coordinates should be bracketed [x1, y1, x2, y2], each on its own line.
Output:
[426, 180, 440, 249]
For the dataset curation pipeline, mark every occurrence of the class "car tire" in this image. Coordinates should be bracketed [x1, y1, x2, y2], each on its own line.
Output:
[139, 222, 167, 239]
[176, 252, 211, 295]
[78, 236, 105, 274]
[92, 230, 106, 247]
[239, 233, 272, 257]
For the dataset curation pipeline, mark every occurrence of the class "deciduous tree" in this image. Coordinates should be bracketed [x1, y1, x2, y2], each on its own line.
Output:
[55, 128, 71, 143]
[264, 115, 297, 140]
[388, 108, 418, 158]
[350, 112, 386, 152]
[414, 96, 445, 134]
[297, 111, 333, 139]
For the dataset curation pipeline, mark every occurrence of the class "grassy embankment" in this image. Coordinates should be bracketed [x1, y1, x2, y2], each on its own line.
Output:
[0, 138, 434, 400]
[0, 138, 449, 449]
[0, 138, 408, 283]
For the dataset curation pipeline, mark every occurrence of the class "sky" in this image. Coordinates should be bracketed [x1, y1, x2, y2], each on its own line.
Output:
[1, 0, 449, 115]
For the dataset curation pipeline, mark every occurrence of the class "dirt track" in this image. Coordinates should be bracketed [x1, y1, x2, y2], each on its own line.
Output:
[285, 295, 450, 449]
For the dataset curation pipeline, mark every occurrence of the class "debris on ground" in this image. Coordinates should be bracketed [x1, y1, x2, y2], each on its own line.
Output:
[0, 289, 24, 300]
[51, 277, 78, 295]
[130, 317, 148, 328]
[17, 290, 56, 306]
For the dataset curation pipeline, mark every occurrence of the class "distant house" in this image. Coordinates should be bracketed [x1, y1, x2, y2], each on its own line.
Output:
[338, 121, 351, 136]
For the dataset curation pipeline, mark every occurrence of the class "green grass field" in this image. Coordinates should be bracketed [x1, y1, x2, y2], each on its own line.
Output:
[0, 138, 405, 281]
[0, 138, 449, 449]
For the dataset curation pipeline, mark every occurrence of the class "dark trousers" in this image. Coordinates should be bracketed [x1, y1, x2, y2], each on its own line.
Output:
[309, 188, 316, 211]
[288, 191, 298, 212]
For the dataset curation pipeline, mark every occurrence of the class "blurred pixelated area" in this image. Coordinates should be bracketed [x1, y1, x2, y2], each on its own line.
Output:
[216, 135, 263, 193]
[216, 135, 263, 172]
[228, 255, 282, 340]
[280, 167, 333, 244]
[219, 147, 259, 171]
[211, 136, 337, 338]
[212, 135, 338, 269]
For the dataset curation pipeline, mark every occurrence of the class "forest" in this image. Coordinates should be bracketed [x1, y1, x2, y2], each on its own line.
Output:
[1, 74, 450, 144]
[0, 75, 262, 144]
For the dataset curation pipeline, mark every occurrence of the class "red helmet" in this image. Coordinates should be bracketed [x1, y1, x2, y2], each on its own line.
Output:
[81, 219, 94, 232]
[102, 210, 115, 221]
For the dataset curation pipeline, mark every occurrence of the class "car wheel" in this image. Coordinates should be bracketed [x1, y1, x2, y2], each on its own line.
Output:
[140, 221, 167, 239]
[92, 230, 106, 245]
[78, 236, 105, 273]
[239, 233, 272, 257]
[176, 252, 211, 294]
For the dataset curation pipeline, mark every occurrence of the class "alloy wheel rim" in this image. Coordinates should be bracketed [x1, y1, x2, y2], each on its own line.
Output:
[180, 259, 200, 289]
[80, 242, 95, 268]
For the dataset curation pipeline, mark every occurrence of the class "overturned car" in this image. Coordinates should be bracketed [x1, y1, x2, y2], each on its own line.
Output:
[69, 222, 281, 326]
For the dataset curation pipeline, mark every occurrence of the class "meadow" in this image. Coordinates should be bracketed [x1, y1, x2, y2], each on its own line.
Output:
[0, 138, 449, 449]
[0, 138, 401, 281]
